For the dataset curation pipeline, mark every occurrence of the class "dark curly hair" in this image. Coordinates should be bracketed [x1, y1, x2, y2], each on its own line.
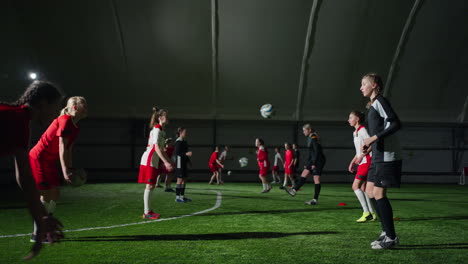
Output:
[1, 81, 63, 107]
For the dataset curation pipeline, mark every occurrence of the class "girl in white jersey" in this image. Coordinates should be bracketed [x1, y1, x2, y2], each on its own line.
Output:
[138, 107, 173, 219]
[347, 110, 376, 223]
[272, 147, 283, 183]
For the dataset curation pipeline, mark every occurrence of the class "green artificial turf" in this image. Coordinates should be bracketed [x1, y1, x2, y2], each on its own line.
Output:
[0, 182, 467, 264]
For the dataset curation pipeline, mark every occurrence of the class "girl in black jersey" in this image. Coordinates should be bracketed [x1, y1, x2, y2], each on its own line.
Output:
[285, 124, 325, 205]
[174, 127, 193, 203]
[360, 73, 402, 249]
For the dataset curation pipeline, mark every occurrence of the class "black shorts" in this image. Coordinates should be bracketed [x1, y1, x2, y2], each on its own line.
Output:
[368, 160, 402, 188]
[175, 168, 188, 179]
[305, 161, 325, 176]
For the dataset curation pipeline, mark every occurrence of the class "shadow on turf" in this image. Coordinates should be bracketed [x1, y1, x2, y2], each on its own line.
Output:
[194, 206, 360, 217]
[394, 243, 468, 250]
[65, 231, 339, 242]
[399, 215, 468, 222]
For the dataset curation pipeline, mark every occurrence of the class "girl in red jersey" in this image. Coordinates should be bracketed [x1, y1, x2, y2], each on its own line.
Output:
[0, 81, 64, 259]
[138, 107, 173, 219]
[29, 96, 88, 242]
[281, 142, 296, 189]
[208, 145, 224, 184]
[256, 138, 271, 193]
[347, 110, 375, 223]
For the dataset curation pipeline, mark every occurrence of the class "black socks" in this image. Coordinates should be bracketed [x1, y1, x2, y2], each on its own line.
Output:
[376, 197, 396, 239]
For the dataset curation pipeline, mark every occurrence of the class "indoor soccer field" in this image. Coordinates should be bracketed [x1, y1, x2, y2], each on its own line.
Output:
[1, 182, 467, 264]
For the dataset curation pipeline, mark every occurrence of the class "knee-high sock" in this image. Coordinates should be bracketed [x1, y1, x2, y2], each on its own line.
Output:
[354, 189, 369, 213]
[370, 197, 382, 223]
[175, 184, 182, 198]
[376, 197, 396, 239]
[294, 177, 306, 190]
[181, 184, 186, 197]
[143, 189, 153, 214]
[48, 200, 56, 214]
[283, 177, 288, 186]
[34, 200, 49, 234]
[364, 193, 374, 214]
[313, 184, 321, 200]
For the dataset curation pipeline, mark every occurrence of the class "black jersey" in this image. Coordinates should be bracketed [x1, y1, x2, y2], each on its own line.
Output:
[294, 149, 300, 169]
[175, 137, 190, 170]
[306, 133, 325, 167]
[367, 95, 402, 162]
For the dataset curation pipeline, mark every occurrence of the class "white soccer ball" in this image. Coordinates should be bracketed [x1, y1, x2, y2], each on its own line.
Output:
[227, 170, 232, 176]
[260, 104, 274, 119]
[70, 168, 87, 187]
[239, 157, 248, 167]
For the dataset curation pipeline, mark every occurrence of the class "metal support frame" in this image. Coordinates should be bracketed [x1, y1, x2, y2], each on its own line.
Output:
[384, 0, 424, 98]
[295, 0, 321, 121]
[211, 0, 219, 119]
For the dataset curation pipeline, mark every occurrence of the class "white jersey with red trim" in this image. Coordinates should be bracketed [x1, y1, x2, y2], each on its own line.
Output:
[353, 125, 370, 165]
[273, 152, 283, 166]
[140, 124, 166, 168]
[219, 150, 227, 161]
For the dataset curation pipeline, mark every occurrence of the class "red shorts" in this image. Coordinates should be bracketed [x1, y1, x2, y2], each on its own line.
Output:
[30, 155, 60, 190]
[259, 167, 269, 177]
[138, 165, 160, 184]
[209, 164, 218, 173]
[285, 166, 295, 175]
[355, 161, 371, 181]
[272, 165, 279, 172]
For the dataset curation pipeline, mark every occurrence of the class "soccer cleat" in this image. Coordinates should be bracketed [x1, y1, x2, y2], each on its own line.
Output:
[156, 184, 163, 188]
[279, 186, 285, 190]
[142, 211, 160, 220]
[356, 212, 372, 223]
[304, 199, 317, 205]
[30, 234, 54, 244]
[285, 187, 297, 197]
[370, 231, 386, 246]
[370, 213, 378, 221]
[271, 181, 277, 184]
[175, 198, 186, 203]
[372, 236, 399, 250]
[183, 197, 192, 202]
[164, 188, 175, 192]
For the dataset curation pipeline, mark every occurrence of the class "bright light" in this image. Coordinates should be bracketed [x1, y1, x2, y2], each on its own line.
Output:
[29, 73, 37, 80]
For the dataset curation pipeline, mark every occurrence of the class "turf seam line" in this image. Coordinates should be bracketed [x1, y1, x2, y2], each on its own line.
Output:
[0, 190, 222, 238]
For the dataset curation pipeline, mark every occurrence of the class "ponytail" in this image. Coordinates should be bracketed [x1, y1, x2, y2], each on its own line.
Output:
[350, 110, 365, 125]
[60, 96, 86, 116]
[149, 106, 168, 128]
[176, 127, 186, 138]
[362, 73, 384, 109]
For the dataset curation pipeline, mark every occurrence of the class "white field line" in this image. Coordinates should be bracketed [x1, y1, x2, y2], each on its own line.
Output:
[0, 190, 222, 238]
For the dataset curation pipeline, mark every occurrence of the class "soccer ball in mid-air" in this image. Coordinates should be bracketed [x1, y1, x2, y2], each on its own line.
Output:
[239, 157, 248, 167]
[260, 104, 274, 118]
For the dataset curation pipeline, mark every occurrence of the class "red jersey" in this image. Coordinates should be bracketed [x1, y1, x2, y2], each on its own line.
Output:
[165, 146, 175, 159]
[0, 104, 31, 156]
[30, 115, 80, 160]
[209, 151, 219, 165]
[284, 149, 294, 168]
[257, 146, 269, 169]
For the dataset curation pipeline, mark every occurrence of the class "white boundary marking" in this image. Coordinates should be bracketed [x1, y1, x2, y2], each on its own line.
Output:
[0, 190, 222, 239]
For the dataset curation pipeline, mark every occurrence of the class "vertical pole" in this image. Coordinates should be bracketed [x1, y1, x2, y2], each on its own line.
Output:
[211, 0, 219, 118]
[295, 0, 321, 121]
[384, 0, 424, 98]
